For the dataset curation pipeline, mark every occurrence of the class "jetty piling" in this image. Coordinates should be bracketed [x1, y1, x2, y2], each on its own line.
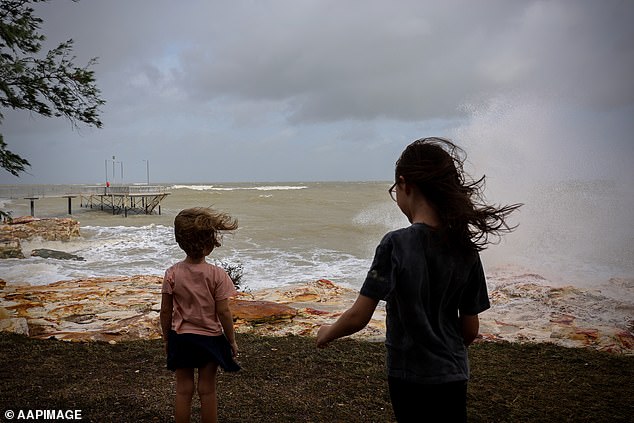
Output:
[24, 197, 38, 217]
[63, 195, 76, 215]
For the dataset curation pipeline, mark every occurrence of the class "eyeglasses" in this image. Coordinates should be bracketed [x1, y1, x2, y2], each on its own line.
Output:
[388, 182, 397, 201]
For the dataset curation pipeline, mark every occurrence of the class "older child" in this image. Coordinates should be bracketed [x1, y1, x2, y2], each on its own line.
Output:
[160, 207, 240, 423]
[317, 137, 521, 422]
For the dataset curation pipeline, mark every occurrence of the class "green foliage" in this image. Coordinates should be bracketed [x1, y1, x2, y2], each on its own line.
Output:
[0, 0, 105, 177]
[0, 134, 29, 176]
[214, 259, 244, 290]
[0, 208, 12, 222]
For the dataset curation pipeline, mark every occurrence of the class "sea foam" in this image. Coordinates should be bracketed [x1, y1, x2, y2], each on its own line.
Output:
[170, 184, 308, 191]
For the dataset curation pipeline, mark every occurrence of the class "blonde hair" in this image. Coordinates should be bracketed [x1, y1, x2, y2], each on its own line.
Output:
[174, 207, 238, 259]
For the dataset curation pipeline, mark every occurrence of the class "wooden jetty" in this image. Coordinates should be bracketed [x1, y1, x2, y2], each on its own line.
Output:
[80, 185, 170, 216]
[0, 185, 170, 217]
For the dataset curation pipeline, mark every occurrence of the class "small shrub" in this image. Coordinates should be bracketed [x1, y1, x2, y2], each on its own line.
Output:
[1, 210, 12, 223]
[214, 259, 244, 290]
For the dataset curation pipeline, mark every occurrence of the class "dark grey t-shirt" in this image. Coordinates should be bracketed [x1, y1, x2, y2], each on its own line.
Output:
[360, 223, 490, 384]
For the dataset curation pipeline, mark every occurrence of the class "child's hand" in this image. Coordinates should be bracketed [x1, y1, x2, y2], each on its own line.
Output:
[230, 340, 239, 357]
[316, 325, 332, 348]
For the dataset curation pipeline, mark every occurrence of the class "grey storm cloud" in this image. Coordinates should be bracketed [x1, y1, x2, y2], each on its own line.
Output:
[1, 0, 633, 184]
[40, 0, 633, 122]
[163, 1, 634, 121]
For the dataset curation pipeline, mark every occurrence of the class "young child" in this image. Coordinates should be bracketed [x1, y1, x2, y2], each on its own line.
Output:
[160, 207, 241, 423]
[316, 137, 521, 422]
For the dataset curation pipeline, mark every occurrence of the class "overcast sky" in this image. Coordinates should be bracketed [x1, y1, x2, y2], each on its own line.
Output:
[1, 0, 633, 186]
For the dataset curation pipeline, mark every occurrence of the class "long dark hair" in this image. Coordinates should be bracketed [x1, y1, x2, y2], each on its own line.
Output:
[395, 137, 522, 251]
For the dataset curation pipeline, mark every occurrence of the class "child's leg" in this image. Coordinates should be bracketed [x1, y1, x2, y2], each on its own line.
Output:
[197, 361, 219, 423]
[175, 368, 195, 423]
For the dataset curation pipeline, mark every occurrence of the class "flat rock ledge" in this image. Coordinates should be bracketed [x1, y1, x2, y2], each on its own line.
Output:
[0, 275, 632, 355]
[0, 277, 384, 344]
[0, 217, 81, 259]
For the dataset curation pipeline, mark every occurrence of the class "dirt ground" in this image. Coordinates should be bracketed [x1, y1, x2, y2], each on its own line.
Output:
[0, 333, 632, 422]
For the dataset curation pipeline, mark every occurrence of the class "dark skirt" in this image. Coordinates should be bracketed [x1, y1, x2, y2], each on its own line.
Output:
[167, 330, 241, 372]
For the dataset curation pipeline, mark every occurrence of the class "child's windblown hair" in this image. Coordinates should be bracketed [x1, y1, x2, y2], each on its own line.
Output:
[395, 137, 522, 251]
[174, 207, 238, 258]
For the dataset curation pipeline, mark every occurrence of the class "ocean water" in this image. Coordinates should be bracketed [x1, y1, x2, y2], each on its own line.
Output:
[0, 182, 400, 290]
[1, 181, 633, 300]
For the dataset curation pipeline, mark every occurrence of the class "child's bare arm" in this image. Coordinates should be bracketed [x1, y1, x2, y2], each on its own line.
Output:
[460, 314, 480, 346]
[160, 293, 173, 353]
[216, 298, 238, 355]
[316, 294, 379, 348]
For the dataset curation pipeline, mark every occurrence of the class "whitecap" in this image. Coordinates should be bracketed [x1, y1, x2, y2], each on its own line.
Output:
[221, 247, 370, 291]
[169, 184, 307, 192]
[170, 185, 216, 191]
[252, 186, 308, 191]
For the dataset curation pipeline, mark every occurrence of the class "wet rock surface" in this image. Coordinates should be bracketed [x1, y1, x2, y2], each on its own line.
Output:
[0, 217, 80, 241]
[0, 273, 632, 354]
[30, 248, 85, 261]
[0, 276, 384, 343]
[481, 270, 634, 354]
[0, 217, 81, 259]
[0, 236, 24, 259]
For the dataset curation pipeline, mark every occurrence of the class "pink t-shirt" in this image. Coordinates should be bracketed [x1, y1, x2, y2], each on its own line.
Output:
[162, 261, 237, 336]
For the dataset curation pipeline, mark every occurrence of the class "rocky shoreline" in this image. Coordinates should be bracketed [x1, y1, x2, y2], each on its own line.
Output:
[0, 216, 80, 259]
[1, 273, 632, 354]
[1, 217, 632, 354]
[0, 276, 384, 343]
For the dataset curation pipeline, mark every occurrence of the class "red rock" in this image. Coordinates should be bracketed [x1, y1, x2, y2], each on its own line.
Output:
[615, 330, 634, 350]
[314, 279, 336, 288]
[289, 293, 320, 302]
[49, 304, 86, 318]
[229, 299, 297, 324]
[303, 308, 331, 316]
[494, 319, 520, 328]
[571, 328, 599, 342]
[550, 313, 576, 325]
[5, 302, 42, 318]
[1, 273, 630, 354]
[478, 333, 503, 342]
[9, 216, 41, 224]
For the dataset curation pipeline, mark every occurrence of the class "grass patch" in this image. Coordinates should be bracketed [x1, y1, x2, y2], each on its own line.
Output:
[0, 333, 632, 422]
